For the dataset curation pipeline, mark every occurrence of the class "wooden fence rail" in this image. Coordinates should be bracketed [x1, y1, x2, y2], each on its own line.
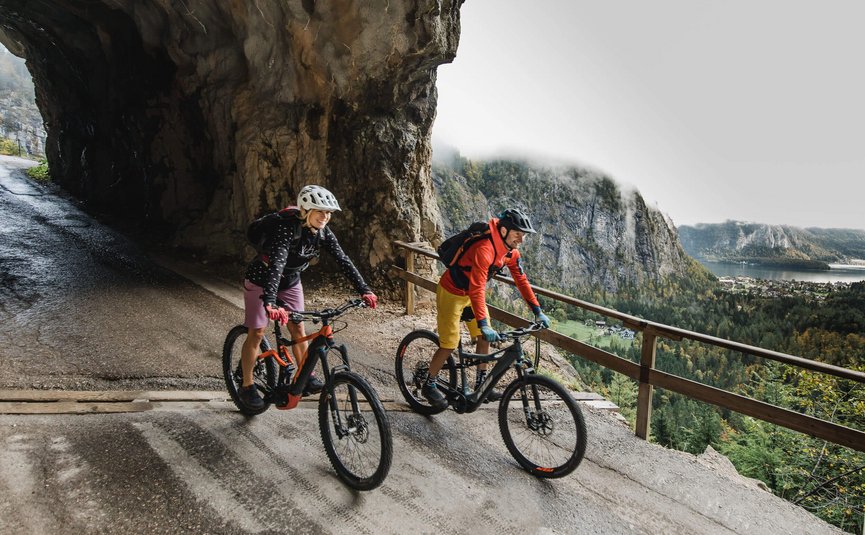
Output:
[392, 240, 865, 453]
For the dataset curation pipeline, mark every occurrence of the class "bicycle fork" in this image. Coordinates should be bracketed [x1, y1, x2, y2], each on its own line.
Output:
[516, 377, 549, 434]
[317, 343, 363, 439]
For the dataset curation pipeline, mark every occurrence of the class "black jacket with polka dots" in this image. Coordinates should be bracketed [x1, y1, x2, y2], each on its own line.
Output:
[245, 219, 371, 307]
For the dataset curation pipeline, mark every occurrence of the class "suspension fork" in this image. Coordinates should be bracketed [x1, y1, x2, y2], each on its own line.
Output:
[323, 343, 360, 437]
[322, 343, 355, 396]
[510, 353, 542, 420]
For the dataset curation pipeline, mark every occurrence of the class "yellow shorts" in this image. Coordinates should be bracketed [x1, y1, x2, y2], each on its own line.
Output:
[436, 284, 481, 350]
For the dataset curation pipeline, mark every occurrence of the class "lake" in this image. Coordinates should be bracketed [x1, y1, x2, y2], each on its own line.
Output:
[699, 261, 865, 283]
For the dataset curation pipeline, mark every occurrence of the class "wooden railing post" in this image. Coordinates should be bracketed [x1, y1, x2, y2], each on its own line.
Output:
[635, 329, 657, 440]
[404, 247, 415, 315]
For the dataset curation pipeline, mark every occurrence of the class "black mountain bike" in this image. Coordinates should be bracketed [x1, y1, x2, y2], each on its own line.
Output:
[223, 299, 392, 490]
[395, 323, 587, 478]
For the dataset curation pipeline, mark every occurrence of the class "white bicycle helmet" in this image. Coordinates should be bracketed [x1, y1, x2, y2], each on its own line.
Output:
[297, 185, 341, 212]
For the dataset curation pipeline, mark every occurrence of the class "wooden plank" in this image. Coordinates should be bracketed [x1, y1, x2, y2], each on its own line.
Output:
[571, 391, 606, 401]
[0, 401, 154, 414]
[0, 390, 230, 402]
[389, 265, 437, 293]
[582, 400, 620, 411]
[538, 329, 640, 380]
[405, 247, 416, 315]
[650, 370, 865, 453]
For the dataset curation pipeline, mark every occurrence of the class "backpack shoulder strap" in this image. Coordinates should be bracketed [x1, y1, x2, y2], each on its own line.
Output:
[451, 226, 494, 268]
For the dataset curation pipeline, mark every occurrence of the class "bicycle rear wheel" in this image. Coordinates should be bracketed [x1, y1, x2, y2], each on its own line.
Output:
[394, 330, 457, 415]
[498, 374, 587, 478]
[319, 371, 393, 490]
[222, 325, 278, 415]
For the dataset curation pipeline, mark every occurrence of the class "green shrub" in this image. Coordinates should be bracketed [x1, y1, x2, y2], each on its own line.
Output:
[27, 158, 50, 181]
[0, 137, 18, 155]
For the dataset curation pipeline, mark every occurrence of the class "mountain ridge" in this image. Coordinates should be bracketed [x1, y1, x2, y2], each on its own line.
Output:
[679, 221, 865, 269]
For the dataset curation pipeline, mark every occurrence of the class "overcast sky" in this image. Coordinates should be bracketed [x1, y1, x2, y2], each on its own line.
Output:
[432, 1, 865, 231]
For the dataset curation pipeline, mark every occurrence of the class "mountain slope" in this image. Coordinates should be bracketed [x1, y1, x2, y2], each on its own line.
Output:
[432, 154, 711, 296]
[679, 221, 865, 268]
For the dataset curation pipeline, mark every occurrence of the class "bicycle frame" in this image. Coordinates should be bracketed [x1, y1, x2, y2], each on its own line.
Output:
[257, 305, 354, 410]
[443, 335, 534, 414]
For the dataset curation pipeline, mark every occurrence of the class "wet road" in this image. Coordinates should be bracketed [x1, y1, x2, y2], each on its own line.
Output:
[0, 155, 237, 391]
[0, 156, 844, 534]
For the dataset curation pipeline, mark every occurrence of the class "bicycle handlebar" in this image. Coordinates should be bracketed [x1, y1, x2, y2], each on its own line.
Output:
[275, 298, 366, 324]
[496, 322, 547, 341]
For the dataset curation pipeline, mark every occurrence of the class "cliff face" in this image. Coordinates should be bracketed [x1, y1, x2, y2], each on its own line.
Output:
[0, 47, 45, 155]
[433, 158, 703, 295]
[0, 0, 462, 289]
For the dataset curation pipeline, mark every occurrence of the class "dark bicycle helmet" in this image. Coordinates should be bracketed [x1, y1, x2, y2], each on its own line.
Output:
[499, 208, 537, 234]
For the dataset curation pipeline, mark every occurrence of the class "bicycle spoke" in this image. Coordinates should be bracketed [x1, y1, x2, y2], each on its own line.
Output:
[395, 330, 456, 415]
[319, 373, 392, 490]
[223, 325, 277, 415]
[499, 375, 587, 478]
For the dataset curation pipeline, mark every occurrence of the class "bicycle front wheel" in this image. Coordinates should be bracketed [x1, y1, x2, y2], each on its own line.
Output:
[498, 374, 587, 478]
[394, 330, 457, 415]
[319, 371, 393, 490]
[222, 325, 277, 416]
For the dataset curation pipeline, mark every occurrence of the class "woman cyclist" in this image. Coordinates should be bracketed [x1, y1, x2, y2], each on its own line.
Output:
[239, 185, 377, 409]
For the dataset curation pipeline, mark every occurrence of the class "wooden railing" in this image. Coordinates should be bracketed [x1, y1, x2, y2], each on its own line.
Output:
[391, 240, 865, 453]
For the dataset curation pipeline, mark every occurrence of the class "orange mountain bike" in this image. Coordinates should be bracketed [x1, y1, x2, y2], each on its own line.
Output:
[222, 298, 392, 490]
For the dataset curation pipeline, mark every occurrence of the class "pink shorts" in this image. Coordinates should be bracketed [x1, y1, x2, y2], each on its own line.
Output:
[243, 279, 304, 329]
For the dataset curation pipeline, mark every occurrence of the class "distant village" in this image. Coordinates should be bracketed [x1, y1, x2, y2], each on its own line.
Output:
[717, 276, 851, 300]
[584, 319, 636, 340]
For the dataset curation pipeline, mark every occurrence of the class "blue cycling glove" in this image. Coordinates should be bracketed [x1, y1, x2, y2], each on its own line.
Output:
[535, 311, 551, 328]
[477, 319, 500, 342]
[480, 325, 500, 342]
[530, 305, 550, 328]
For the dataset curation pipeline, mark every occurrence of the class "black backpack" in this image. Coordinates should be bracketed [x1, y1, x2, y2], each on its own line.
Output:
[437, 221, 513, 289]
[436, 221, 491, 268]
[247, 206, 302, 254]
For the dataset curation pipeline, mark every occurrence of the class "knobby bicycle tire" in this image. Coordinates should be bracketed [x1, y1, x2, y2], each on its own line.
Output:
[498, 374, 587, 478]
[319, 371, 393, 490]
[394, 330, 457, 415]
[222, 325, 278, 416]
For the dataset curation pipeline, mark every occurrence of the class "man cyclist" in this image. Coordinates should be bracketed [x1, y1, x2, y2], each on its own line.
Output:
[422, 208, 550, 409]
[239, 185, 377, 410]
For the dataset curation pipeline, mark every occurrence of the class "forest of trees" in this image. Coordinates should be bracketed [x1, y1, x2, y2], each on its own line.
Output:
[529, 278, 865, 533]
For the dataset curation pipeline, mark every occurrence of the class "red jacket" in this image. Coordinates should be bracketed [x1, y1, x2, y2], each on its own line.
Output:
[439, 218, 540, 323]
